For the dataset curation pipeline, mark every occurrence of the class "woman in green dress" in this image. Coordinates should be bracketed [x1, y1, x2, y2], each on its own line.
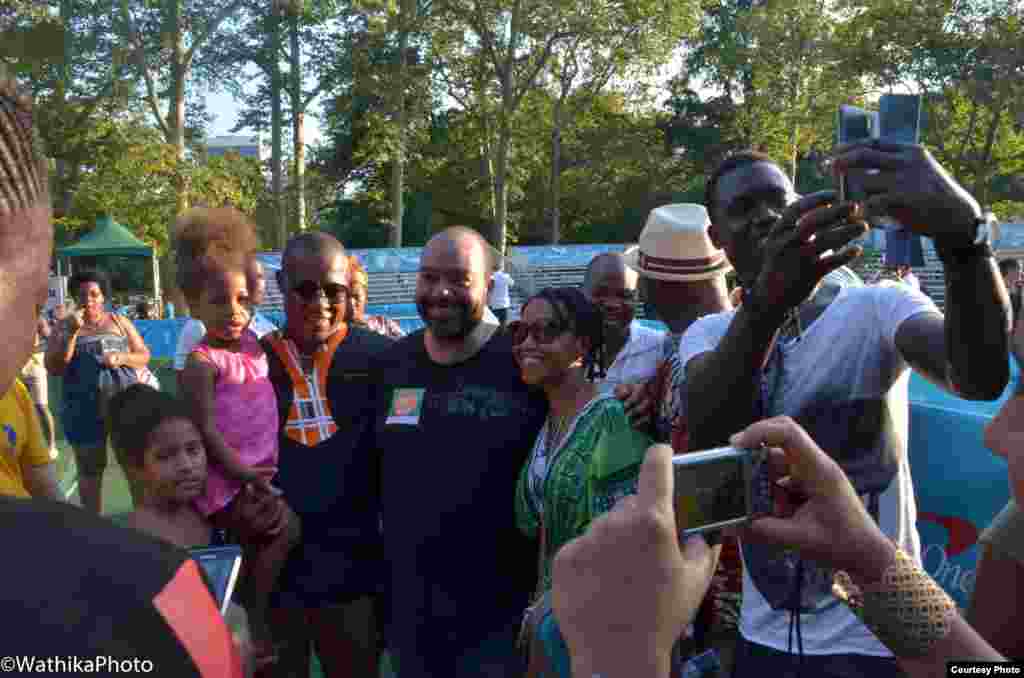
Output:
[512, 287, 652, 677]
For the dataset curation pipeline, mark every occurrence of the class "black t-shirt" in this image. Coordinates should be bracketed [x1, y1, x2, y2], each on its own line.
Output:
[0, 497, 240, 677]
[376, 329, 548, 670]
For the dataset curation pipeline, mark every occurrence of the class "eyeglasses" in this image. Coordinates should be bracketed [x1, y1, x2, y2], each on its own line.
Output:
[590, 288, 637, 302]
[291, 281, 349, 304]
[509, 320, 569, 346]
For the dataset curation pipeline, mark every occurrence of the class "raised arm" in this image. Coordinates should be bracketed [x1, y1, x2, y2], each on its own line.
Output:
[687, 195, 865, 450]
[684, 307, 783, 450]
[834, 142, 1009, 400]
[45, 313, 82, 376]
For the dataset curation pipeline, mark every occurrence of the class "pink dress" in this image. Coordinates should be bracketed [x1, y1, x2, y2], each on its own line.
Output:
[191, 330, 280, 516]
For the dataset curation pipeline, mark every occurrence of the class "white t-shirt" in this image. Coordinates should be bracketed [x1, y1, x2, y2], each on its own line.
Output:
[600, 321, 665, 393]
[173, 318, 206, 371]
[488, 271, 514, 309]
[679, 285, 937, 656]
[249, 311, 278, 339]
[903, 272, 921, 290]
[173, 312, 277, 370]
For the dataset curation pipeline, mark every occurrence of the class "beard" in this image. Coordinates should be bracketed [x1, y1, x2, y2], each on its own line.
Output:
[417, 297, 484, 340]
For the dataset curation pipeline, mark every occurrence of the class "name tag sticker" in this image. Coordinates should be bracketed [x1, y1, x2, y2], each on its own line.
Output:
[387, 388, 425, 425]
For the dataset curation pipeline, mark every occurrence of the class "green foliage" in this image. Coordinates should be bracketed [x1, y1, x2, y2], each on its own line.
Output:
[6, 0, 1023, 254]
[57, 118, 269, 255]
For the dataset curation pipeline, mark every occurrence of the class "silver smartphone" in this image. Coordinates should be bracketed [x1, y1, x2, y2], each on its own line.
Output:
[672, 446, 774, 537]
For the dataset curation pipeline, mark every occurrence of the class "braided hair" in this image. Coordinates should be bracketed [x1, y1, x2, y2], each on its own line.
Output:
[0, 70, 47, 216]
[522, 287, 607, 381]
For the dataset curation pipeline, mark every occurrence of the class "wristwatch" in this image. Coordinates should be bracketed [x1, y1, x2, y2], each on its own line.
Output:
[970, 211, 996, 246]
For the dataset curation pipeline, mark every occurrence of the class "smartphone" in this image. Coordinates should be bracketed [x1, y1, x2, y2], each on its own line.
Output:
[836, 105, 877, 202]
[878, 94, 922, 144]
[189, 545, 243, 615]
[672, 446, 774, 537]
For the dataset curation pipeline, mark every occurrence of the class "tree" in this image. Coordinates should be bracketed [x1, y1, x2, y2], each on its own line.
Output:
[542, 0, 696, 242]
[59, 117, 267, 255]
[684, 0, 858, 185]
[349, 0, 435, 246]
[431, 0, 596, 252]
[120, 0, 251, 214]
[4, 0, 139, 216]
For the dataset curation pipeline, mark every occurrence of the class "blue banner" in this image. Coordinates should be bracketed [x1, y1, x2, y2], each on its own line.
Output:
[907, 364, 1015, 609]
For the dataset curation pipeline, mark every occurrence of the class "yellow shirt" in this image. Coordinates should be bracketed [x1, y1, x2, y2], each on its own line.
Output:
[0, 381, 50, 498]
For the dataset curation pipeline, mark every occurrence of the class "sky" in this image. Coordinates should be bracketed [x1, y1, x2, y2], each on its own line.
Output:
[203, 86, 326, 147]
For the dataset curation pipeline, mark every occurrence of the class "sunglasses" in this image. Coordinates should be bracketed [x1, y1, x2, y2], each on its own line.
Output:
[291, 281, 349, 304]
[591, 288, 637, 302]
[509, 320, 569, 346]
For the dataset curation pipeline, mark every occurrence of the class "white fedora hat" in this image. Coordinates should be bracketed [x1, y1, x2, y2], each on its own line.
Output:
[623, 204, 732, 281]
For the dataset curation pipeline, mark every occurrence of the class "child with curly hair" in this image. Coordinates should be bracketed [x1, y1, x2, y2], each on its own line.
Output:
[175, 208, 300, 667]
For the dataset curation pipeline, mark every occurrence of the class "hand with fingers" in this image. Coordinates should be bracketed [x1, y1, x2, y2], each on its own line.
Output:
[729, 417, 896, 585]
[832, 141, 983, 245]
[749, 192, 869, 317]
[66, 310, 84, 335]
[552, 444, 717, 678]
[614, 381, 654, 428]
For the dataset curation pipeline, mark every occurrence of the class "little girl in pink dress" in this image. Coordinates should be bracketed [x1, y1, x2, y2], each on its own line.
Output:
[175, 208, 300, 667]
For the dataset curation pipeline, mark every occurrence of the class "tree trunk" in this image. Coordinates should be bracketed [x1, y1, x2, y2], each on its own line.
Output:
[55, 0, 72, 218]
[493, 110, 511, 255]
[169, 0, 188, 215]
[390, 0, 411, 247]
[790, 121, 799, 187]
[479, 106, 497, 229]
[549, 96, 564, 244]
[271, 6, 285, 248]
[974, 102, 1005, 204]
[289, 9, 306, 231]
[390, 120, 405, 246]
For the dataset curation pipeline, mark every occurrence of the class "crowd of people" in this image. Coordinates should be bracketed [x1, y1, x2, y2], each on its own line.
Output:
[1, 71, 1022, 678]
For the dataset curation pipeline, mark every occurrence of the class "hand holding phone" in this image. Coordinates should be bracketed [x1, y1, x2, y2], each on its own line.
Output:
[725, 418, 896, 584]
[672, 446, 775, 537]
[552, 444, 717, 675]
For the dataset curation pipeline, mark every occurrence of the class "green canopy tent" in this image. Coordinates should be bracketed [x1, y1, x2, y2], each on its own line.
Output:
[55, 214, 162, 311]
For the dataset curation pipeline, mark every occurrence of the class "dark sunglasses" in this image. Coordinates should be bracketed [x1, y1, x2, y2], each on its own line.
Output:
[509, 320, 569, 346]
[291, 281, 349, 304]
[592, 288, 637, 302]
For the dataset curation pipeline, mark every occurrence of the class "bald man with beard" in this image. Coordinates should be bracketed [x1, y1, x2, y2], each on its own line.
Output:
[375, 228, 652, 678]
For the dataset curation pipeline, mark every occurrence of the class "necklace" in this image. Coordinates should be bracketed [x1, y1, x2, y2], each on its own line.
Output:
[546, 413, 571, 453]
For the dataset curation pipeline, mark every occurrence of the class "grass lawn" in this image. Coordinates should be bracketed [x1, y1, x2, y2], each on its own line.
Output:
[49, 362, 396, 678]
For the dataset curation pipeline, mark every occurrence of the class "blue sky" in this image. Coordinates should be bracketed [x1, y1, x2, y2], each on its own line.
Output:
[204, 86, 326, 147]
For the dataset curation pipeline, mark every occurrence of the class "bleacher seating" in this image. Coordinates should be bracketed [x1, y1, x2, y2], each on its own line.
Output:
[254, 237, 967, 320]
[849, 243, 946, 311]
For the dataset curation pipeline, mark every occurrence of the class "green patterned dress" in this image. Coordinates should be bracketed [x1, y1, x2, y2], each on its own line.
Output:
[515, 394, 653, 592]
